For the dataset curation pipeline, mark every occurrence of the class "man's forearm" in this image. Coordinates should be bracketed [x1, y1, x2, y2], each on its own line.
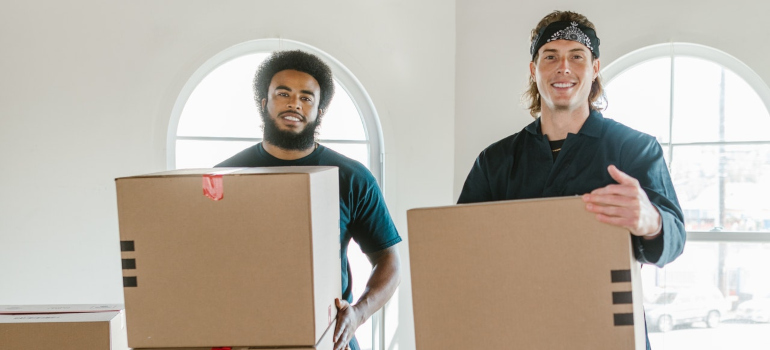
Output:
[353, 246, 401, 323]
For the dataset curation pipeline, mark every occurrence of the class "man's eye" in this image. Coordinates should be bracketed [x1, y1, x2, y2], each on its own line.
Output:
[302, 97, 312, 102]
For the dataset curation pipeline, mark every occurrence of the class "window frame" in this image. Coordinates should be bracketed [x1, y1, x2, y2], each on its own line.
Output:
[602, 42, 770, 243]
[166, 38, 385, 185]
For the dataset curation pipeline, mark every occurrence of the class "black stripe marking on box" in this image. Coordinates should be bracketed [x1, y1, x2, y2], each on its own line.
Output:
[120, 241, 135, 252]
[614, 313, 634, 326]
[612, 291, 633, 304]
[123, 276, 137, 288]
[122, 259, 136, 270]
[611, 269, 632, 283]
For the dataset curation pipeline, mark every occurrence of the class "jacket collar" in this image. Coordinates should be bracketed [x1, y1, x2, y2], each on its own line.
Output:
[524, 109, 604, 138]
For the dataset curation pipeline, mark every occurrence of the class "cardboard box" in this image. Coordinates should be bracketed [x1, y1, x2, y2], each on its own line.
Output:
[115, 167, 341, 349]
[407, 196, 644, 349]
[134, 319, 336, 350]
[0, 305, 127, 350]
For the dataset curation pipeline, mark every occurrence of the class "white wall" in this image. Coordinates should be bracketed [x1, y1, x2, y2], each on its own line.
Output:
[455, 0, 770, 197]
[0, 1, 456, 349]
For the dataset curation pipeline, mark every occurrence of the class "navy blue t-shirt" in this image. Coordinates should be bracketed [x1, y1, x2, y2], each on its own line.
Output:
[216, 142, 402, 313]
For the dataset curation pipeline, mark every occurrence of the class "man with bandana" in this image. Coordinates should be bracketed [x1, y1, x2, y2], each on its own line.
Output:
[217, 50, 402, 350]
[458, 10, 686, 349]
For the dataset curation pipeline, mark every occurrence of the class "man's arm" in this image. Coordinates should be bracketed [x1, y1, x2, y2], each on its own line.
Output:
[333, 245, 401, 350]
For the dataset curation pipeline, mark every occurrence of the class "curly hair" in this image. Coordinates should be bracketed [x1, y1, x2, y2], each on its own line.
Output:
[524, 11, 605, 118]
[254, 50, 335, 115]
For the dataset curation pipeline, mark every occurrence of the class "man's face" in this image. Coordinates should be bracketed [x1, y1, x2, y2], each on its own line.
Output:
[530, 39, 600, 114]
[261, 69, 323, 150]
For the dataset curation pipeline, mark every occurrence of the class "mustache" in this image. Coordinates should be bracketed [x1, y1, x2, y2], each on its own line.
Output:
[278, 110, 306, 120]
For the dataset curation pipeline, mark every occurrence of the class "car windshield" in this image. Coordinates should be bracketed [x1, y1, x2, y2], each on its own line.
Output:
[654, 292, 678, 304]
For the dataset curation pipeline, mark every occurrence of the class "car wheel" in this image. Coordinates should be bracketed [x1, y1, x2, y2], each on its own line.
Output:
[657, 315, 674, 332]
[706, 311, 721, 328]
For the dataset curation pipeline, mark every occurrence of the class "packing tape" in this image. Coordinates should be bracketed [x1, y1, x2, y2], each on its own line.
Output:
[202, 168, 244, 201]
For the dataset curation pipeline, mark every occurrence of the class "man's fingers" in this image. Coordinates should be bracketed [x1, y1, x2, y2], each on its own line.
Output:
[333, 327, 349, 350]
[589, 184, 638, 197]
[585, 193, 637, 208]
[607, 165, 638, 186]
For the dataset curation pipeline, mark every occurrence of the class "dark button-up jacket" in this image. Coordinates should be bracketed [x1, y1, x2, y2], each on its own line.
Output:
[458, 110, 685, 267]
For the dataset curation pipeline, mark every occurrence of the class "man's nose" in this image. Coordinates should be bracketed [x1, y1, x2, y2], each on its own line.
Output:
[287, 96, 302, 109]
[557, 58, 571, 74]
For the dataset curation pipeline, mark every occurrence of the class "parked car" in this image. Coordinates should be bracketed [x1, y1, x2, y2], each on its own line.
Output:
[644, 286, 731, 332]
[735, 294, 770, 323]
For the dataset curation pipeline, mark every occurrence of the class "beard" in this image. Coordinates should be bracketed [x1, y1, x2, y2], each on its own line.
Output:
[261, 109, 321, 151]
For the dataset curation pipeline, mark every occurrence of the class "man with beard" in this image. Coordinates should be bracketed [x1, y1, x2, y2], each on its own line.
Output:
[458, 10, 685, 349]
[217, 50, 401, 350]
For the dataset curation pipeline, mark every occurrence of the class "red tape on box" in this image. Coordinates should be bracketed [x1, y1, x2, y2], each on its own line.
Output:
[202, 174, 224, 201]
[211, 348, 231, 350]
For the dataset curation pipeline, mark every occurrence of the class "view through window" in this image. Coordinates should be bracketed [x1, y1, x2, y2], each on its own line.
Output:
[603, 44, 770, 349]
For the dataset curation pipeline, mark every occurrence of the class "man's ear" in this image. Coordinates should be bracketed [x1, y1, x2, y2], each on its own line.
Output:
[261, 98, 267, 112]
[593, 59, 601, 80]
[318, 108, 324, 117]
[529, 61, 536, 80]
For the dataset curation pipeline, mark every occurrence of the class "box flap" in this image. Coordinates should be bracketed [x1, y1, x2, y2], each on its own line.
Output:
[0, 311, 120, 323]
[116, 166, 338, 180]
[0, 304, 124, 314]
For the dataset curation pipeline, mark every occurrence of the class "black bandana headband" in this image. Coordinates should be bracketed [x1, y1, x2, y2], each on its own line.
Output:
[530, 21, 600, 60]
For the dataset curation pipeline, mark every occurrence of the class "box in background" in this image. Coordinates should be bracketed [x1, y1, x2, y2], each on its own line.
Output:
[0, 305, 127, 350]
[116, 167, 341, 349]
[408, 196, 645, 349]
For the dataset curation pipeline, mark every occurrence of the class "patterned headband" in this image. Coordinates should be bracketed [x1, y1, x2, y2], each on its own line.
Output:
[530, 21, 600, 60]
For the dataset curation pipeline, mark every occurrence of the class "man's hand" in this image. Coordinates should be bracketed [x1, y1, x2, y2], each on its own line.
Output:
[332, 245, 400, 350]
[582, 165, 662, 239]
[333, 298, 362, 350]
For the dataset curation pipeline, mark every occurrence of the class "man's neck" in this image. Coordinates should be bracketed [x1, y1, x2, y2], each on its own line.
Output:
[262, 140, 316, 160]
[539, 106, 591, 141]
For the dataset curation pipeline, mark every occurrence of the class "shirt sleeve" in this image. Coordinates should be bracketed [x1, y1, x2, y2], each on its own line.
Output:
[348, 172, 402, 254]
[621, 136, 686, 267]
[458, 150, 494, 204]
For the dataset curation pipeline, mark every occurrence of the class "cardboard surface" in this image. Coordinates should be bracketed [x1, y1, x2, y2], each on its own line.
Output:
[135, 319, 335, 350]
[0, 310, 128, 350]
[116, 167, 341, 348]
[408, 196, 645, 350]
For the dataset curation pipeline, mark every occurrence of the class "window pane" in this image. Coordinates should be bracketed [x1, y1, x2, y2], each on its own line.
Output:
[724, 70, 770, 142]
[175, 139, 257, 169]
[604, 57, 672, 143]
[671, 57, 723, 143]
[177, 54, 268, 138]
[177, 56, 367, 141]
[643, 242, 770, 350]
[348, 241, 374, 350]
[317, 82, 366, 141]
[320, 142, 370, 170]
[671, 144, 770, 233]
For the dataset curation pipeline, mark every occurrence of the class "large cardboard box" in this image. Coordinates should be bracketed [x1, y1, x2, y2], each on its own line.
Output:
[0, 305, 127, 350]
[408, 196, 644, 349]
[115, 167, 341, 349]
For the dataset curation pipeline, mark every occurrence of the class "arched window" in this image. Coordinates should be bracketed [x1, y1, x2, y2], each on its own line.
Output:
[167, 39, 385, 350]
[603, 43, 770, 349]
